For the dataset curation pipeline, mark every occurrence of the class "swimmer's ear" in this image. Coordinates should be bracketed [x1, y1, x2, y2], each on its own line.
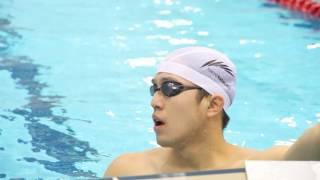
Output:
[207, 95, 224, 117]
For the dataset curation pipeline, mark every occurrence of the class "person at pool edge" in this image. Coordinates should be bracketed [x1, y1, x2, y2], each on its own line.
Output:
[104, 46, 320, 177]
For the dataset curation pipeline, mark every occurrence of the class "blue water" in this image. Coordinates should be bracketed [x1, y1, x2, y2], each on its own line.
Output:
[1, 0, 320, 178]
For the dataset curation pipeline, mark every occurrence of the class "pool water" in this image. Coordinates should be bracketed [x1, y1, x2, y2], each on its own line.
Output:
[0, 0, 320, 178]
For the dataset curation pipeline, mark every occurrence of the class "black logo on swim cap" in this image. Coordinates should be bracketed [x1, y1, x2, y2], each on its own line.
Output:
[201, 59, 234, 77]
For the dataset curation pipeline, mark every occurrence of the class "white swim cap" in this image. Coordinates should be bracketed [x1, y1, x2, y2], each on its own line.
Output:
[157, 46, 237, 109]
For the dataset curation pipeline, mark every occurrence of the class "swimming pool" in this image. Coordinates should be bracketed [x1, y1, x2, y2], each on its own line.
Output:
[0, 0, 319, 178]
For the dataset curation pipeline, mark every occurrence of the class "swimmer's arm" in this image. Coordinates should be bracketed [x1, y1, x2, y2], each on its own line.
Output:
[284, 123, 320, 160]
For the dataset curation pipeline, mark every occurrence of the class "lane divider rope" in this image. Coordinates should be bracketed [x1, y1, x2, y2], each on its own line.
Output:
[269, 0, 320, 18]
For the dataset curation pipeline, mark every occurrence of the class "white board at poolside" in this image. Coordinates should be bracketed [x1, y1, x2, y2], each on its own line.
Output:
[245, 161, 320, 180]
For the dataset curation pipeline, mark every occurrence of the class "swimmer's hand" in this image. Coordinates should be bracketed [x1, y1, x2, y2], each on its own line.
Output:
[284, 123, 320, 160]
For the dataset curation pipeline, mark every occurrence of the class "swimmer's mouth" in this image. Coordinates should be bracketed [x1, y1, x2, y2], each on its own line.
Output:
[153, 115, 165, 126]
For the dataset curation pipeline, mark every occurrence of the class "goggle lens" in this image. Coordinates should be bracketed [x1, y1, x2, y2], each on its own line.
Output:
[150, 81, 201, 97]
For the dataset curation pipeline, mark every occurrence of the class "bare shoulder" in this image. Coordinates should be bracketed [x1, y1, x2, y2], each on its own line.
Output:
[248, 124, 320, 161]
[250, 146, 290, 160]
[104, 152, 141, 177]
[103, 149, 161, 177]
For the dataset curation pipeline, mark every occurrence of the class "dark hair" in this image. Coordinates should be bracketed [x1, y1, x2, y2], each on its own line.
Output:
[197, 89, 230, 130]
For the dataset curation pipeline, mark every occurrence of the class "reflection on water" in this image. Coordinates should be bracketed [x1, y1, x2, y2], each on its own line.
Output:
[0, 17, 22, 51]
[0, 9, 99, 179]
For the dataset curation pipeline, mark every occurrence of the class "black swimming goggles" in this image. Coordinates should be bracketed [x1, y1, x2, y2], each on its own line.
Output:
[150, 81, 202, 97]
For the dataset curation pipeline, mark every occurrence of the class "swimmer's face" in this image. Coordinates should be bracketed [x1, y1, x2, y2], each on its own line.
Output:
[150, 72, 209, 147]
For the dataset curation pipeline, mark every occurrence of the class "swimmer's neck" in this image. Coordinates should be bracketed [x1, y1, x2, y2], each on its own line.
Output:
[165, 123, 237, 170]
[169, 144, 236, 170]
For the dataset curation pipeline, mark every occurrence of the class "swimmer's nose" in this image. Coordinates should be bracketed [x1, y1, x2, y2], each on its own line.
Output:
[151, 91, 164, 110]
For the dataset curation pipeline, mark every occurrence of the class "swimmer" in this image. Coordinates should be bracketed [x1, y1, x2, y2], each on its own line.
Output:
[104, 46, 320, 177]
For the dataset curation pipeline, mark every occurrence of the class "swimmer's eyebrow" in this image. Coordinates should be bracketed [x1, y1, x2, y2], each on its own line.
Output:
[151, 77, 180, 84]
[162, 77, 178, 82]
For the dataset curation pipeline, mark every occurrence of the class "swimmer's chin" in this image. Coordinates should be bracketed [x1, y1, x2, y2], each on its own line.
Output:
[156, 139, 175, 147]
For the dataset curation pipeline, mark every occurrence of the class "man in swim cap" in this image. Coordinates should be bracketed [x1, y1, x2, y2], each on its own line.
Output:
[104, 46, 320, 177]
